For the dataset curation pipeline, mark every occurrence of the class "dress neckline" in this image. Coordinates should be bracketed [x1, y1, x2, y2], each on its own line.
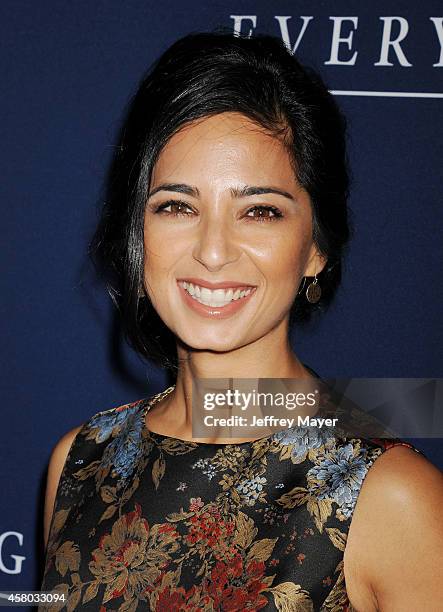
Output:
[141, 364, 321, 447]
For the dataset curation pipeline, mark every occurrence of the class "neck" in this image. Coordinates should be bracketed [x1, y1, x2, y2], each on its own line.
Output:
[147, 319, 316, 441]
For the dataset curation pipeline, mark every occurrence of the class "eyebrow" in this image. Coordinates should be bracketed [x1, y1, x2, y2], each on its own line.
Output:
[147, 183, 296, 202]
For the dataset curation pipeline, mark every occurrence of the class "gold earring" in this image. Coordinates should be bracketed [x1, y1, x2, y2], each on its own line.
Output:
[306, 272, 321, 303]
[297, 276, 307, 296]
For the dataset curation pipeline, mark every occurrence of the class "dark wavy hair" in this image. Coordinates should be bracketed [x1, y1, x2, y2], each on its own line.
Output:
[88, 29, 352, 376]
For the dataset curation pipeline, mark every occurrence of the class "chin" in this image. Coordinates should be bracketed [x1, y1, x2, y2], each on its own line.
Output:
[179, 331, 244, 353]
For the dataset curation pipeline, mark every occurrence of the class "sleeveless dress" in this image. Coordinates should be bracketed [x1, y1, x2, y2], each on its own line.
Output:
[39, 375, 425, 612]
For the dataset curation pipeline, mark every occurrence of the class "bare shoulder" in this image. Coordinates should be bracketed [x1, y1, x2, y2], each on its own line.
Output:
[43, 424, 84, 549]
[345, 445, 443, 611]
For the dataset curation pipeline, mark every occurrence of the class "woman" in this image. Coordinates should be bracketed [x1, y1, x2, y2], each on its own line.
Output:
[40, 31, 443, 611]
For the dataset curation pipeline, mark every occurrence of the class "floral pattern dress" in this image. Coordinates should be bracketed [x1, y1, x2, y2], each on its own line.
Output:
[39, 384, 424, 612]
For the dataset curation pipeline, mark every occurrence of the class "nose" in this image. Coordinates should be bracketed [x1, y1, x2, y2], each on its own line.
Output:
[191, 214, 241, 272]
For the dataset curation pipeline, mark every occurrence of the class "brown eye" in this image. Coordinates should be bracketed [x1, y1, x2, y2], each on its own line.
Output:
[246, 205, 283, 222]
[155, 200, 193, 216]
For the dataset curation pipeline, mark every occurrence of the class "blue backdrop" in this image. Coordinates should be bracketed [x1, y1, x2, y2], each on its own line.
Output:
[1, 0, 442, 596]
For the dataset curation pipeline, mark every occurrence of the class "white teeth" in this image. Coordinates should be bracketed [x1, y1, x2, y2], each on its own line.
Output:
[200, 287, 212, 301]
[179, 281, 253, 307]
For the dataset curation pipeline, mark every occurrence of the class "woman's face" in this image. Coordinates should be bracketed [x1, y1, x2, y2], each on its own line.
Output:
[143, 111, 325, 352]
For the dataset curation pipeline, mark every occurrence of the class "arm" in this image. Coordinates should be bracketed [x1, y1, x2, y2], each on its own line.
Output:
[43, 424, 83, 549]
[346, 445, 443, 611]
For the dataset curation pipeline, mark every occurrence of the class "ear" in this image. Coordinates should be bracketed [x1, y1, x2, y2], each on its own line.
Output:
[303, 244, 327, 277]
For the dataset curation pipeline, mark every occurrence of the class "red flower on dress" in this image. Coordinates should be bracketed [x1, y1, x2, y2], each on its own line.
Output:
[200, 553, 269, 611]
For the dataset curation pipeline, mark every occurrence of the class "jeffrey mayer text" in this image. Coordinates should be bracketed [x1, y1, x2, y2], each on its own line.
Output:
[204, 415, 339, 428]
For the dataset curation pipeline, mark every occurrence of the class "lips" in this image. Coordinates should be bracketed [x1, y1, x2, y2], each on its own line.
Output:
[177, 279, 257, 319]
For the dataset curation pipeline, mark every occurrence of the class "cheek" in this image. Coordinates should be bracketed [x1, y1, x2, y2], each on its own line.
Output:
[143, 226, 178, 277]
[258, 232, 307, 290]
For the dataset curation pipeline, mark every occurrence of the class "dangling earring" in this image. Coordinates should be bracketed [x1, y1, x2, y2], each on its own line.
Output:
[138, 283, 145, 299]
[306, 272, 321, 304]
[297, 276, 307, 296]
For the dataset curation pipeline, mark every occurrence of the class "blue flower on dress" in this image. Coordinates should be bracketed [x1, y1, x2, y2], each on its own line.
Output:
[273, 426, 335, 462]
[235, 475, 267, 506]
[88, 407, 134, 444]
[191, 458, 217, 480]
[90, 406, 147, 485]
[306, 443, 369, 518]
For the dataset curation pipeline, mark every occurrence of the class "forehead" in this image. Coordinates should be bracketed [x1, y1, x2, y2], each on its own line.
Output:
[150, 112, 296, 187]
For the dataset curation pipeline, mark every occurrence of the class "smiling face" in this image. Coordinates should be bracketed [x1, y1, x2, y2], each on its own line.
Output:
[143, 111, 326, 352]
